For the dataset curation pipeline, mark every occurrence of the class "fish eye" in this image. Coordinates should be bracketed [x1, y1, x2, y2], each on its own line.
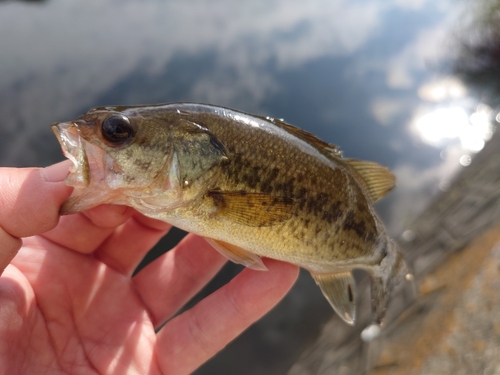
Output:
[101, 115, 134, 145]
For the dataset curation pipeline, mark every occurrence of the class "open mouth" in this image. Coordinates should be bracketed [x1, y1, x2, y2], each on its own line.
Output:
[51, 122, 90, 187]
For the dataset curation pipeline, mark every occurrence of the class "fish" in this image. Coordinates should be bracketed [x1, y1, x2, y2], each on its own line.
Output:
[51, 102, 412, 326]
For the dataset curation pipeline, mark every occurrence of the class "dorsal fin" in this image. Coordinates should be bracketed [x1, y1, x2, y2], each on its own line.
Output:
[259, 115, 395, 202]
[344, 159, 396, 202]
[260, 116, 342, 158]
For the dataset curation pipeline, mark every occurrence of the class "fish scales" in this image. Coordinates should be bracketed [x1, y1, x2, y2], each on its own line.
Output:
[51, 102, 412, 325]
[181, 112, 379, 265]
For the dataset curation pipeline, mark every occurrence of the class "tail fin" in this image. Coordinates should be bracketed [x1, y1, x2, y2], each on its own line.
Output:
[370, 240, 413, 324]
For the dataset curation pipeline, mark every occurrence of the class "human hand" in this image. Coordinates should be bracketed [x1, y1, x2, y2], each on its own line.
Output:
[0, 161, 299, 375]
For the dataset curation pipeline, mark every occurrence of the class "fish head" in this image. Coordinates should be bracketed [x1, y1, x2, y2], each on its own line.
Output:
[52, 106, 229, 215]
[51, 107, 176, 214]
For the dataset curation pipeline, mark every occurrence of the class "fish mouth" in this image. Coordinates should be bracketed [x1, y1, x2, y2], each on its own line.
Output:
[51, 122, 90, 188]
[52, 121, 115, 214]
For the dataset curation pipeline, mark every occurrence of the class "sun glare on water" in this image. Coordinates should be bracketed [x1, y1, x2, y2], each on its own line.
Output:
[412, 77, 495, 155]
[408, 79, 497, 194]
[414, 105, 494, 153]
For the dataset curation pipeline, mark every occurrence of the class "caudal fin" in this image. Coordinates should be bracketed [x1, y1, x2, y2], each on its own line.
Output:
[370, 241, 413, 324]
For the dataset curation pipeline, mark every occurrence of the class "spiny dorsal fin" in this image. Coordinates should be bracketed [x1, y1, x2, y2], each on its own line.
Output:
[260, 116, 342, 158]
[345, 159, 396, 202]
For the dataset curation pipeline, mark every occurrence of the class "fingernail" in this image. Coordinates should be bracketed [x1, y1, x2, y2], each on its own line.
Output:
[41, 160, 71, 182]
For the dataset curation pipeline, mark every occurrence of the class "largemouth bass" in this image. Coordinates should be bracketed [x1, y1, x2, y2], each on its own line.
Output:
[51, 103, 411, 325]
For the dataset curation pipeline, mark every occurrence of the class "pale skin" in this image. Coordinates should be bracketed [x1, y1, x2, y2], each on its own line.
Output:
[0, 161, 299, 375]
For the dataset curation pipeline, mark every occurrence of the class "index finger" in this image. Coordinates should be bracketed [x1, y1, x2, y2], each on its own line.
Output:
[0, 161, 72, 274]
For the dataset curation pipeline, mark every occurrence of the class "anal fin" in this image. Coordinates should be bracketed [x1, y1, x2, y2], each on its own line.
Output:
[205, 238, 268, 271]
[311, 271, 357, 325]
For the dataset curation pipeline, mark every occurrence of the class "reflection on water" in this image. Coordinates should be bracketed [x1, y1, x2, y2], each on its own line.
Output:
[0, 0, 47, 2]
[412, 103, 497, 193]
[417, 77, 466, 102]
[459, 154, 472, 166]
[453, 0, 500, 103]
[1, 0, 500, 373]
[413, 105, 494, 152]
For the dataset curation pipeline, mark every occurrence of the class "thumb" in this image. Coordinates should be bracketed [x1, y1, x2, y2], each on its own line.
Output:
[0, 161, 73, 274]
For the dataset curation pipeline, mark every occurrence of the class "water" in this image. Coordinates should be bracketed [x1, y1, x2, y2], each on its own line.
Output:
[1, 0, 498, 373]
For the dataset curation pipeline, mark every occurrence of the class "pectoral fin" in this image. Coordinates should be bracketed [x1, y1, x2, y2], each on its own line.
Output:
[208, 190, 293, 227]
[205, 238, 268, 271]
[311, 271, 357, 325]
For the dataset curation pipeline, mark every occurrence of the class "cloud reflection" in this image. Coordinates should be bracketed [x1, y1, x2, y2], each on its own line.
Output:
[418, 77, 466, 102]
[0, 0, 386, 165]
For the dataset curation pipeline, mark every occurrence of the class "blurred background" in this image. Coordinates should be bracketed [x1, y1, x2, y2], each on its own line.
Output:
[1, 0, 500, 374]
